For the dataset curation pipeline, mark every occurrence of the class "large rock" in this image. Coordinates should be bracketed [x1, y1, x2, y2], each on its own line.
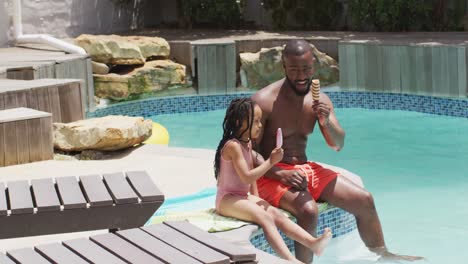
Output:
[94, 60, 186, 100]
[91, 61, 110, 74]
[125, 36, 170, 59]
[75, 34, 170, 65]
[240, 44, 339, 90]
[53, 116, 152, 151]
[240, 47, 284, 90]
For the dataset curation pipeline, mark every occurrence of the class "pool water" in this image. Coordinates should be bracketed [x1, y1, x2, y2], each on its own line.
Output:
[152, 108, 468, 264]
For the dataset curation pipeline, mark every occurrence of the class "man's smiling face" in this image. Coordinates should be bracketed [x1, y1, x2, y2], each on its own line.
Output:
[283, 50, 315, 96]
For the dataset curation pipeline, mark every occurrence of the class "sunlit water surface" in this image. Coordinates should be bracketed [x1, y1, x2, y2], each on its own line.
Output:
[152, 108, 468, 264]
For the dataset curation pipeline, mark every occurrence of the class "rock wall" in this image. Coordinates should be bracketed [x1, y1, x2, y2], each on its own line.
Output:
[74, 34, 186, 101]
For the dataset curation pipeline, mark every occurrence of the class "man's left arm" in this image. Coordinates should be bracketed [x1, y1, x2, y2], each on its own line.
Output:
[313, 93, 345, 151]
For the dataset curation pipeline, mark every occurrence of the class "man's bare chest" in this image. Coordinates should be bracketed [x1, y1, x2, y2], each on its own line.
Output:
[268, 106, 317, 136]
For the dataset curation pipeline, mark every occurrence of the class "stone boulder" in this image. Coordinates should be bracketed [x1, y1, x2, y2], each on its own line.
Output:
[75, 34, 170, 65]
[53, 116, 152, 151]
[125, 36, 171, 59]
[239, 44, 339, 90]
[240, 47, 284, 90]
[91, 61, 110, 74]
[94, 60, 186, 100]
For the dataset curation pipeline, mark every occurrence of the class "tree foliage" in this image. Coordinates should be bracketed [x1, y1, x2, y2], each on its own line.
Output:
[177, 0, 244, 29]
[349, 0, 466, 31]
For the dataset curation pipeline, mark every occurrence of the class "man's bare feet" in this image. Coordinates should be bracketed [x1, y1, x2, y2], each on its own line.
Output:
[370, 246, 425, 262]
[310, 227, 333, 256]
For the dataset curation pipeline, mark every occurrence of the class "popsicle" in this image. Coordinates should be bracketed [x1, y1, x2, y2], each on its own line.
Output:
[276, 128, 283, 148]
[312, 79, 320, 101]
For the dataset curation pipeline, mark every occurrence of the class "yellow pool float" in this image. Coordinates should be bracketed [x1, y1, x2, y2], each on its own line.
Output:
[144, 122, 170, 145]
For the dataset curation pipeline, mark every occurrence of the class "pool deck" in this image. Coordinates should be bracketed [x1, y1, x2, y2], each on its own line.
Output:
[0, 144, 217, 198]
[2, 30, 466, 261]
[0, 145, 217, 249]
[0, 144, 292, 263]
[0, 144, 361, 259]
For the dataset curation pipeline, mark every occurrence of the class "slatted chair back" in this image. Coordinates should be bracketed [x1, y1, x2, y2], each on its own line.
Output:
[2, 221, 257, 264]
[0, 171, 164, 239]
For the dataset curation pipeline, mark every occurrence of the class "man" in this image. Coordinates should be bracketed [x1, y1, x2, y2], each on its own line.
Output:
[252, 39, 422, 263]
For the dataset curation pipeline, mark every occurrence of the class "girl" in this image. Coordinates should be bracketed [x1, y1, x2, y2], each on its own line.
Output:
[214, 98, 332, 263]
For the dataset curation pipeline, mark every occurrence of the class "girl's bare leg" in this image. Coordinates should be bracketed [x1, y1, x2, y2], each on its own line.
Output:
[251, 195, 332, 256]
[218, 194, 302, 263]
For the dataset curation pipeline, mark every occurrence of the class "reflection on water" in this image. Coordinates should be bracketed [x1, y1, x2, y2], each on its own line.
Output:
[153, 109, 466, 264]
[317, 231, 431, 264]
[317, 231, 379, 264]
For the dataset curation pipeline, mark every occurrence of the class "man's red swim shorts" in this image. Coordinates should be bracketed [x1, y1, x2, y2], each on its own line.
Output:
[256, 162, 339, 207]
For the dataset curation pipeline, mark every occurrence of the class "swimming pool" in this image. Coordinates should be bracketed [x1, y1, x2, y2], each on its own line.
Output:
[89, 91, 467, 263]
[151, 107, 468, 264]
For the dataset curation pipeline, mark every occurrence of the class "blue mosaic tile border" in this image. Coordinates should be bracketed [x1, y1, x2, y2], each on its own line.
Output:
[328, 92, 468, 118]
[250, 225, 296, 256]
[87, 93, 252, 118]
[87, 92, 468, 119]
[250, 206, 357, 256]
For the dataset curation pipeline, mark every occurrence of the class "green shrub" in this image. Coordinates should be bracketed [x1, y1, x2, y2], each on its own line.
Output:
[294, 0, 343, 30]
[349, 0, 466, 31]
[178, 0, 243, 29]
[262, 0, 342, 30]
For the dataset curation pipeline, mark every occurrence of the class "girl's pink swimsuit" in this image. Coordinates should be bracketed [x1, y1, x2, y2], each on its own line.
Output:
[215, 139, 252, 211]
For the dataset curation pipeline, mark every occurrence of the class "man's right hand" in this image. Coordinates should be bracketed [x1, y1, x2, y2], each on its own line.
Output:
[279, 170, 308, 190]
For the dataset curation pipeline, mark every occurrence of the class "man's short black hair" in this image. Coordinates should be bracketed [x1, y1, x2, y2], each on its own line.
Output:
[282, 39, 313, 59]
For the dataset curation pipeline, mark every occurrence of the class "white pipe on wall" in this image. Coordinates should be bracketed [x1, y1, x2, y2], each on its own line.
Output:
[12, 0, 87, 55]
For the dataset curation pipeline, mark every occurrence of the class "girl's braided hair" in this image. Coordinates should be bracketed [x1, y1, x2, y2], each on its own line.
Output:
[214, 98, 255, 179]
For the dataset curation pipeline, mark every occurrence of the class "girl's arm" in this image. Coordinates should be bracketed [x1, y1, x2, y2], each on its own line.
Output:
[224, 140, 283, 184]
[250, 150, 261, 196]
[250, 181, 259, 196]
[251, 149, 265, 167]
